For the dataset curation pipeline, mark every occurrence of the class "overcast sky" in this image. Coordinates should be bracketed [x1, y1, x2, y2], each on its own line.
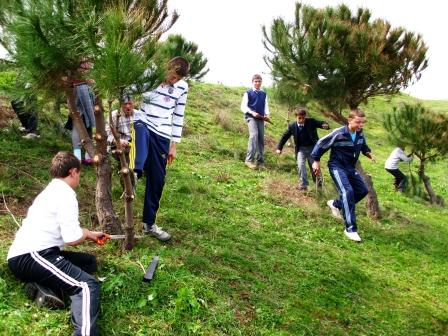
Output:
[0, 1, 445, 100]
[166, 0, 447, 100]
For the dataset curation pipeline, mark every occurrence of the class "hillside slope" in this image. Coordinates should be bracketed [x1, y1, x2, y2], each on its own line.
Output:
[0, 83, 447, 335]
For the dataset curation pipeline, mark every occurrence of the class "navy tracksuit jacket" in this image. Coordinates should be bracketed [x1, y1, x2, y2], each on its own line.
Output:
[311, 126, 371, 232]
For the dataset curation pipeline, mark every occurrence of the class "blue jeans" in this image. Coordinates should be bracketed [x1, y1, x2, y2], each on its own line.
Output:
[245, 117, 265, 163]
[74, 84, 95, 128]
[296, 146, 321, 187]
[72, 84, 95, 154]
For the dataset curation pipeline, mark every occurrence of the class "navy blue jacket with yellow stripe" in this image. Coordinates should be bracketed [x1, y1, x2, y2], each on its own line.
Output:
[311, 125, 371, 169]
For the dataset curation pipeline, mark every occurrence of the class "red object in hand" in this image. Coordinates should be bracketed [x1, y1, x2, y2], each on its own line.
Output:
[167, 153, 174, 165]
[95, 234, 111, 246]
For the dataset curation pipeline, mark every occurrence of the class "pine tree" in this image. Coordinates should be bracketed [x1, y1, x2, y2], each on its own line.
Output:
[2, 0, 177, 246]
[263, 2, 429, 218]
[263, 3, 428, 119]
[0, 0, 15, 55]
[384, 104, 448, 205]
[88, 1, 176, 249]
[158, 34, 209, 81]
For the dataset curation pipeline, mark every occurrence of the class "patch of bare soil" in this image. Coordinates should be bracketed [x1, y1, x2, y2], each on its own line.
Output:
[235, 304, 255, 325]
[0, 195, 29, 218]
[263, 177, 320, 211]
[264, 135, 278, 151]
[265, 134, 296, 154]
[0, 96, 15, 129]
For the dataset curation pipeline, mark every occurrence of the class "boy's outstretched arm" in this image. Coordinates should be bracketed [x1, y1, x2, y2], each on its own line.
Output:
[310, 128, 339, 161]
[312, 160, 321, 176]
[168, 142, 176, 164]
[315, 119, 330, 130]
[67, 228, 105, 246]
[276, 126, 293, 154]
[310, 128, 341, 175]
[364, 152, 376, 163]
[361, 137, 375, 162]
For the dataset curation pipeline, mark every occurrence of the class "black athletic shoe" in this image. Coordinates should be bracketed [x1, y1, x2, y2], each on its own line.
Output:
[25, 282, 38, 300]
[25, 282, 65, 310]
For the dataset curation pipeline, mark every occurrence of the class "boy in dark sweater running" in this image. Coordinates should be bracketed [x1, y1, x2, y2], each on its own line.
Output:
[276, 107, 329, 190]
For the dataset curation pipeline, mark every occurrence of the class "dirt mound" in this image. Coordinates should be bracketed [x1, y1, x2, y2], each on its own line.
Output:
[264, 135, 278, 151]
[263, 177, 320, 211]
[0, 96, 15, 129]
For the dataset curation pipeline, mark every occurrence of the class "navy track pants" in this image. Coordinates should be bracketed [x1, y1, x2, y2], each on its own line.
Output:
[329, 164, 368, 233]
[133, 121, 170, 226]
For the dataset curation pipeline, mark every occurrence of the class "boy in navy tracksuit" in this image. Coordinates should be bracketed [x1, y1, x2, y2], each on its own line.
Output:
[311, 109, 375, 242]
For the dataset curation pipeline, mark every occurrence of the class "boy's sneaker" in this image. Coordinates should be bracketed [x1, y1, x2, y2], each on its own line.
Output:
[25, 282, 65, 309]
[143, 223, 171, 241]
[245, 161, 257, 170]
[327, 200, 343, 220]
[344, 230, 362, 242]
[22, 133, 40, 139]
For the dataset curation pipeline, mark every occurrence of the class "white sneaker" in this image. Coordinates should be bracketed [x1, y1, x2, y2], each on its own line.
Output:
[22, 133, 40, 139]
[143, 223, 171, 241]
[344, 230, 362, 242]
[327, 200, 343, 220]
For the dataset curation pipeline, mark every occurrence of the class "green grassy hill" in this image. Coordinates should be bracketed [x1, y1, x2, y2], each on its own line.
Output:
[1, 83, 448, 335]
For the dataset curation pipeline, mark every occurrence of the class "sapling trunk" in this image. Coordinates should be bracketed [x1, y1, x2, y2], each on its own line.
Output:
[107, 100, 135, 250]
[418, 159, 443, 205]
[65, 87, 121, 234]
[356, 162, 381, 219]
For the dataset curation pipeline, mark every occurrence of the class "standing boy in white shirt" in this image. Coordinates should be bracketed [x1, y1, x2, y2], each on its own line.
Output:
[240, 74, 270, 169]
[7, 151, 105, 336]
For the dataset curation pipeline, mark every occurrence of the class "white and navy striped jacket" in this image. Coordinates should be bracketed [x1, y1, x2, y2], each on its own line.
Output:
[134, 79, 188, 143]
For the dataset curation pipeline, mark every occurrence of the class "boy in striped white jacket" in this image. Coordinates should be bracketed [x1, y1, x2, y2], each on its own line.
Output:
[133, 57, 190, 241]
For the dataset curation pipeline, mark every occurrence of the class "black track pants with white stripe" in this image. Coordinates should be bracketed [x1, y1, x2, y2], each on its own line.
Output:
[8, 247, 100, 336]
